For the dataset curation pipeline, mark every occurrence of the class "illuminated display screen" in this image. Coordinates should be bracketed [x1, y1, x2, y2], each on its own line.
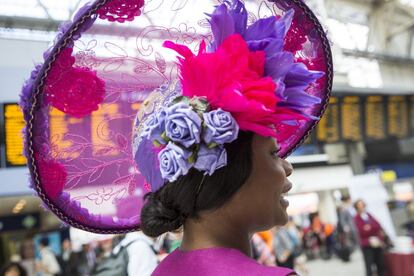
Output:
[364, 96, 386, 141]
[1, 102, 142, 168]
[1, 95, 414, 167]
[387, 96, 408, 138]
[409, 96, 414, 137]
[49, 103, 141, 160]
[316, 97, 340, 143]
[3, 103, 26, 167]
[341, 96, 362, 142]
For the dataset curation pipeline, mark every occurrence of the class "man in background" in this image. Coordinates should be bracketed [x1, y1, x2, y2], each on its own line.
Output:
[36, 237, 61, 276]
[57, 239, 78, 276]
[337, 194, 359, 261]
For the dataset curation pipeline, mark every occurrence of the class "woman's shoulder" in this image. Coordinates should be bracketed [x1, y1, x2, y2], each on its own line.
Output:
[153, 247, 296, 276]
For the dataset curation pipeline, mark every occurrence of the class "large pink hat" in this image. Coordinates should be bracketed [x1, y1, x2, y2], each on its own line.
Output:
[21, 0, 332, 233]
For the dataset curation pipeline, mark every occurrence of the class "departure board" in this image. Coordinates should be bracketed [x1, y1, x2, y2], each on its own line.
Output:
[341, 96, 362, 141]
[49, 103, 141, 159]
[364, 96, 386, 141]
[3, 103, 26, 167]
[0, 102, 143, 168]
[387, 96, 408, 138]
[316, 97, 340, 143]
[49, 107, 86, 160]
[1, 94, 414, 167]
[409, 96, 414, 137]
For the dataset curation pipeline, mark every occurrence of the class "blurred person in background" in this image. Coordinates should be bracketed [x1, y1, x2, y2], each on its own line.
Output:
[258, 230, 274, 250]
[57, 239, 78, 276]
[36, 237, 61, 276]
[251, 233, 275, 266]
[402, 200, 414, 239]
[0, 262, 27, 276]
[273, 226, 296, 269]
[77, 244, 96, 276]
[285, 218, 303, 258]
[354, 199, 387, 276]
[162, 232, 183, 254]
[92, 232, 158, 276]
[91, 238, 113, 275]
[94, 238, 113, 264]
[304, 212, 335, 259]
[284, 218, 308, 274]
[113, 231, 158, 276]
[336, 195, 358, 262]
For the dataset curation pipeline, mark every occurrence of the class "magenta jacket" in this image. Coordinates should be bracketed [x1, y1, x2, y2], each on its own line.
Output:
[153, 247, 295, 276]
[354, 213, 385, 248]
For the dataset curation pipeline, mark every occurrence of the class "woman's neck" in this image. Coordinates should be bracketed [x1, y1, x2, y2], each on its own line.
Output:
[180, 212, 252, 256]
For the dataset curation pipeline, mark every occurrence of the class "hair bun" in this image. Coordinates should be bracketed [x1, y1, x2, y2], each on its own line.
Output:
[141, 193, 184, 237]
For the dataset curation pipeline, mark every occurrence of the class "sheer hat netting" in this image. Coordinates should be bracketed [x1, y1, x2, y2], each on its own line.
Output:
[21, 0, 332, 234]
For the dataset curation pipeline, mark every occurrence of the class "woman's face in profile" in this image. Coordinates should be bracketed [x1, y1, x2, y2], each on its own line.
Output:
[232, 135, 293, 232]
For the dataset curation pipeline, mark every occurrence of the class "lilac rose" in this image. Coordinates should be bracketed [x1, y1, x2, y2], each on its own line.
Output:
[194, 145, 227, 176]
[165, 102, 202, 148]
[141, 110, 167, 143]
[203, 108, 239, 145]
[158, 142, 192, 182]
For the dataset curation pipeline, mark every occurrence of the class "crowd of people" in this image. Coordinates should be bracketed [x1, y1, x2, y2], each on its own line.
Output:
[250, 196, 392, 276]
[0, 197, 395, 276]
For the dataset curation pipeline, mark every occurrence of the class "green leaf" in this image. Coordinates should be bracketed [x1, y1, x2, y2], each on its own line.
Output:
[207, 142, 218, 149]
[188, 150, 197, 164]
[161, 132, 170, 142]
[153, 140, 162, 148]
[189, 96, 209, 113]
[172, 96, 189, 105]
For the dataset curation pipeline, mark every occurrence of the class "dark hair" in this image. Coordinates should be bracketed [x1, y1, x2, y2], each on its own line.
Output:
[309, 212, 319, 223]
[341, 194, 351, 202]
[39, 237, 49, 247]
[141, 131, 254, 237]
[354, 199, 365, 210]
[0, 262, 27, 276]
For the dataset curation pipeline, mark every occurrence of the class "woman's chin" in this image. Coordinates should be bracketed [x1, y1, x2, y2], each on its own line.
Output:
[279, 211, 289, 226]
[274, 204, 289, 226]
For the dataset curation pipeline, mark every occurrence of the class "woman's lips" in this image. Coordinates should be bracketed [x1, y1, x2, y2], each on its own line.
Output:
[282, 182, 292, 194]
[280, 182, 293, 208]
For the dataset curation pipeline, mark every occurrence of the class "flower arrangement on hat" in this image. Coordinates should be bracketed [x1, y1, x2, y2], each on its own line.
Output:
[139, 0, 324, 184]
[141, 95, 239, 182]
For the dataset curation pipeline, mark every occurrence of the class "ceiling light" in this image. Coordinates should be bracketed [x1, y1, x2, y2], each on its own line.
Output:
[12, 199, 27, 214]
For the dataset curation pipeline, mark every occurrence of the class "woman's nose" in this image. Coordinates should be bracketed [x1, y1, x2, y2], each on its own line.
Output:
[284, 160, 293, 177]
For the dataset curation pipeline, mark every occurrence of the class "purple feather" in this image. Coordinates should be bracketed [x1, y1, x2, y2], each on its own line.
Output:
[20, 64, 42, 122]
[207, 4, 235, 51]
[278, 9, 294, 36]
[285, 63, 325, 88]
[281, 87, 321, 108]
[278, 63, 323, 116]
[228, 0, 247, 35]
[247, 38, 284, 57]
[206, 1, 326, 123]
[244, 10, 293, 41]
[265, 52, 295, 80]
[135, 138, 164, 192]
[245, 17, 279, 41]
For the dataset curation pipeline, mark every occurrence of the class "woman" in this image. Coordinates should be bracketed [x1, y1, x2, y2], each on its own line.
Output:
[141, 132, 295, 275]
[134, 2, 328, 274]
[354, 200, 387, 276]
[22, 0, 332, 275]
[0, 262, 27, 276]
